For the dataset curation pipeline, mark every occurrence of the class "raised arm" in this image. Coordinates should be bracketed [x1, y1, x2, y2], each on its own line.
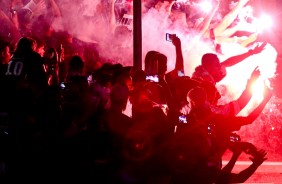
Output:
[232, 66, 260, 112]
[222, 141, 257, 173]
[221, 81, 272, 131]
[48, 0, 62, 17]
[229, 148, 267, 183]
[222, 142, 242, 173]
[166, 34, 185, 79]
[172, 35, 184, 74]
[221, 42, 267, 68]
[242, 81, 272, 126]
[109, 0, 117, 34]
[213, 0, 250, 36]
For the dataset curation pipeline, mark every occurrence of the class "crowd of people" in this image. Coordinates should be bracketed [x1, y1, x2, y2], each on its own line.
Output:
[0, 0, 278, 183]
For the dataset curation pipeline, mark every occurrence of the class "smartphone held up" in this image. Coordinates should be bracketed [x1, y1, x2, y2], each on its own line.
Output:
[166, 33, 176, 42]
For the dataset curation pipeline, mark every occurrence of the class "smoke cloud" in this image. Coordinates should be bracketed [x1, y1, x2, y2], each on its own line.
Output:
[50, 0, 279, 158]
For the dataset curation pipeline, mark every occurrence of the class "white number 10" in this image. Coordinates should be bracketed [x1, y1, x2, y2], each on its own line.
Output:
[6, 61, 23, 76]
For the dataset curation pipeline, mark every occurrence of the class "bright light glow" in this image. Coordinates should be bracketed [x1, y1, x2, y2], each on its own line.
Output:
[199, 1, 212, 13]
[253, 15, 273, 33]
[251, 78, 264, 101]
[236, 6, 274, 34]
[260, 15, 273, 29]
[219, 42, 277, 117]
[271, 127, 275, 131]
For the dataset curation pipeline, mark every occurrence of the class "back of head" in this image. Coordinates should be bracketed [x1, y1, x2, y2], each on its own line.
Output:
[44, 47, 57, 59]
[201, 53, 220, 69]
[187, 86, 207, 109]
[68, 55, 84, 74]
[132, 69, 146, 85]
[172, 76, 200, 102]
[145, 51, 167, 76]
[15, 37, 35, 54]
[110, 83, 129, 110]
[199, 81, 221, 105]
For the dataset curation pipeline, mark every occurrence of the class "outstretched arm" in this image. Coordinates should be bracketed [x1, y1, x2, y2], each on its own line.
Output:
[222, 81, 272, 131]
[222, 142, 242, 173]
[233, 66, 260, 112]
[222, 141, 257, 173]
[221, 42, 267, 68]
[229, 148, 267, 183]
[242, 81, 272, 126]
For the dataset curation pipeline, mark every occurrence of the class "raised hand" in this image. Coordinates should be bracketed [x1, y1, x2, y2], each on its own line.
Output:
[246, 66, 260, 89]
[249, 66, 260, 81]
[249, 149, 267, 167]
[229, 142, 244, 157]
[241, 142, 257, 155]
[249, 42, 267, 55]
[229, 147, 267, 183]
[171, 34, 181, 48]
[229, 141, 257, 157]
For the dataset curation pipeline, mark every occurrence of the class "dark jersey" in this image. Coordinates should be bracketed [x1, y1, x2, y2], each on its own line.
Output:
[2, 51, 47, 112]
[0, 63, 8, 112]
[5, 51, 47, 88]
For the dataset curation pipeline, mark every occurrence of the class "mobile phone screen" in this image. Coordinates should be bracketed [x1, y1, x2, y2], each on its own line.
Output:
[166, 33, 172, 42]
[179, 114, 187, 124]
[146, 75, 159, 82]
[178, 70, 185, 77]
[60, 82, 66, 89]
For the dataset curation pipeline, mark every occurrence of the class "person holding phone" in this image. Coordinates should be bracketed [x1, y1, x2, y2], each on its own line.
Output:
[167, 34, 185, 78]
[144, 33, 185, 116]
